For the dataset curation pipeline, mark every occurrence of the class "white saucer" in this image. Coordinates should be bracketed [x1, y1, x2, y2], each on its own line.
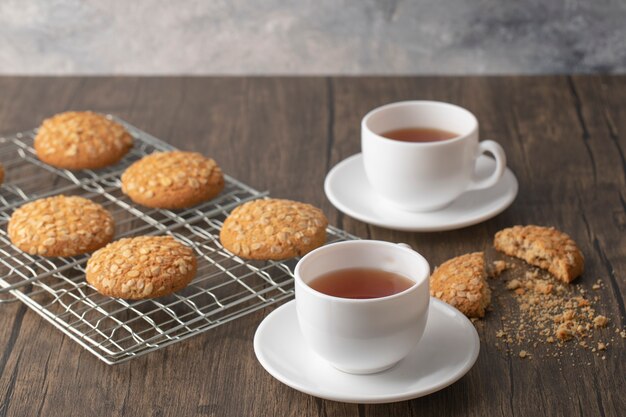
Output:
[253, 298, 480, 404]
[324, 153, 518, 232]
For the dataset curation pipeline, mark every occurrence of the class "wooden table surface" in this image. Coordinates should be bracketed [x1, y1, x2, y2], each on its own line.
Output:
[0, 76, 624, 417]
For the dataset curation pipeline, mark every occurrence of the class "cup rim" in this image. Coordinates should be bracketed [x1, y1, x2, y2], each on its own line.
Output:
[362, 100, 478, 147]
[294, 240, 430, 304]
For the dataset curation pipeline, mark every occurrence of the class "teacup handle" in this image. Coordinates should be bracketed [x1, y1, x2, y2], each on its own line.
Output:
[467, 140, 507, 191]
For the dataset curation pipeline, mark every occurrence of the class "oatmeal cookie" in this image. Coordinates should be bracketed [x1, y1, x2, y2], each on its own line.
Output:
[494, 225, 584, 283]
[8, 195, 114, 257]
[34, 111, 133, 170]
[220, 198, 328, 260]
[86, 236, 197, 299]
[121, 151, 224, 209]
[430, 252, 491, 318]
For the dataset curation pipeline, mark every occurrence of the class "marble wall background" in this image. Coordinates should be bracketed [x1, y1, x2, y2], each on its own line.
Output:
[1, 0, 624, 75]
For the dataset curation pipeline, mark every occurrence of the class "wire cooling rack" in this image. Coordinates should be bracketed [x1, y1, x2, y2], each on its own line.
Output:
[0, 117, 356, 365]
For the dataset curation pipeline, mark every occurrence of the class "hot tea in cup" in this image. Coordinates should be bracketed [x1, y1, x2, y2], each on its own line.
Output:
[361, 101, 507, 212]
[294, 240, 430, 374]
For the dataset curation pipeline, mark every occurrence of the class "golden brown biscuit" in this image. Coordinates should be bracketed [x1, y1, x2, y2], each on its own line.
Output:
[220, 198, 328, 260]
[8, 195, 114, 257]
[121, 151, 224, 209]
[430, 252, 491, 318]
[86, 236, 197, 300]
[494, 225, 584, 283]
[34, 111, 133, 170]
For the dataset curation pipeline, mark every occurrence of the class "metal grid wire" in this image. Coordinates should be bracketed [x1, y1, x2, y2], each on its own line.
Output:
[0, 117, 356, 365]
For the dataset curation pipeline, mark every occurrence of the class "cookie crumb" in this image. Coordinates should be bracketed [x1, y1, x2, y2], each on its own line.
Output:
[593, 315, 609, 328]
[534, 280, 553, 295]
[556, 323, 574, 341]
[519, 350, 529, 358]
[506, 279, 522, 290]
[489, 260, 510, 278]
[525, 270, 540, 280]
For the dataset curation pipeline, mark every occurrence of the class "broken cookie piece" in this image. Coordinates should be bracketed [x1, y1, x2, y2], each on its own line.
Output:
[430, 252, 491, 318]
[494, 225, 584, 283]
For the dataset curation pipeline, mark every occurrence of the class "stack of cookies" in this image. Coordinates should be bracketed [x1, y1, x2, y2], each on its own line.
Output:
[5, 111, 331, 301]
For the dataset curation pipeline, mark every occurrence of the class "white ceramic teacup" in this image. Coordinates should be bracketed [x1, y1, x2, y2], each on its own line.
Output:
[294, 240, 430, 374]
[362, 101, 506, 212]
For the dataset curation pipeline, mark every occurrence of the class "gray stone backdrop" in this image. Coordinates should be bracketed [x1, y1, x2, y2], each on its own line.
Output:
[1, 0, 624, 74]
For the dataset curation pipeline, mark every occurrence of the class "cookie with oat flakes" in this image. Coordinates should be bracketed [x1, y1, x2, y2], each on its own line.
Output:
[494, 225, 584, 283]
[220, 198, 328, 260]
[34, 111, 133, 170]
[430, 252, 491, 318]
[86, 236, 197, 300]
[121, 151, 224, 209]
[8, 195, 114, 257]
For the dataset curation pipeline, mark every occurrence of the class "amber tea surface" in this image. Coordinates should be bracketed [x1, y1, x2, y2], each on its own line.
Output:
[308, 268, 415, 299]
[380, 127, 458, 143]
